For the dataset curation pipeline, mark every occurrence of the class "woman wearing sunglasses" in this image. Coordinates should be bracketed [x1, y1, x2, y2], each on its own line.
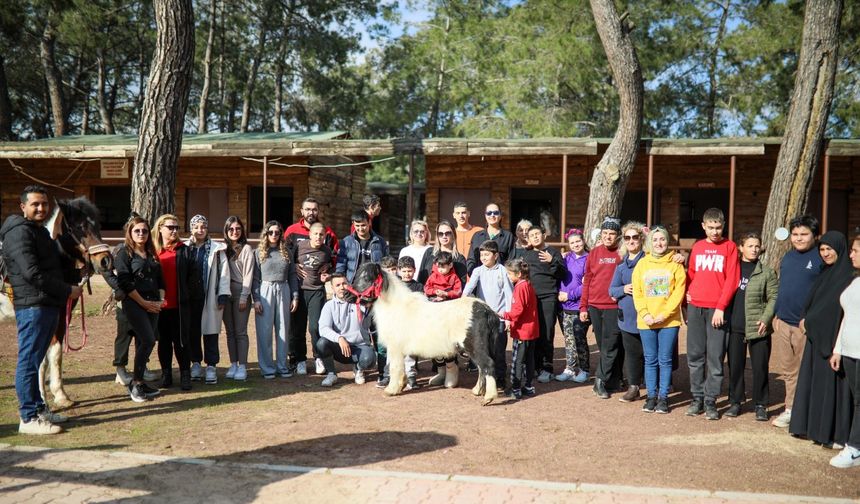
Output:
[399, 220, 433, 284]
[223, 216, 255, 381]
[252, 220, 299, 379]
[114, 216, 164, 403]
[419, 220, 467, 285]
[153, 214, 201, 391]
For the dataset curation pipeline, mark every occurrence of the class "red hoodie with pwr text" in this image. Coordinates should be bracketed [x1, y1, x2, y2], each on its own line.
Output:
[687, 238, 740, 311]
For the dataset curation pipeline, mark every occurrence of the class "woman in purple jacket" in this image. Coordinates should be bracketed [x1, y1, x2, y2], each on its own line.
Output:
[556, 228, 591, 383]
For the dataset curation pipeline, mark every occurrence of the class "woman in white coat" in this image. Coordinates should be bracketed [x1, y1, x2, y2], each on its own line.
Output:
[185, 215, 230, 384]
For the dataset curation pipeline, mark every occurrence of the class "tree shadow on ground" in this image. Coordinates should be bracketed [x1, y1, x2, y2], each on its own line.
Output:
[0, 431, 458, 503]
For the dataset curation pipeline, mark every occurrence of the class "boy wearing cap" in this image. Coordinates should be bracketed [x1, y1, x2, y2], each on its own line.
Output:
[581, 217, 623, 398]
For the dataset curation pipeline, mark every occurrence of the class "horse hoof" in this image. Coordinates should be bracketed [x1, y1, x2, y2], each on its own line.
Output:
[53, 398, 76, 410]
[471, 386, 482, 396]
[383, 385, 401, 396]
[481, 397, 494, 406]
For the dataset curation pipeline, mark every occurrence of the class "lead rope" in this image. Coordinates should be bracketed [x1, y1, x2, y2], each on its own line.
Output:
[64, 276, 89, 352]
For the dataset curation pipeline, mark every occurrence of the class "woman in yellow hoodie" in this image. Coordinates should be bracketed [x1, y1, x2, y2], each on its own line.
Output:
[633, 226, 687, 414]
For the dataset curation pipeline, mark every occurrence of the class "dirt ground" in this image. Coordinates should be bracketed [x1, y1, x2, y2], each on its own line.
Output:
[0, 295, 857, 499]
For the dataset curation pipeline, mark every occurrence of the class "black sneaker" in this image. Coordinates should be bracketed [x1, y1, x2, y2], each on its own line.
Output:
[755, 405, 768, 421]
[592, 378, 609, 399]
[129, 383, 151, 403]
[642, 397, 657, 412]
[139, 383, 161, 398]
[725, 403, 741, 418]
[376, 377, 390, 389]
[160, 371, 173, 389]
[507, 388, 521, 400]
[522, 386, 536, 397]
[180, 370, 192, 391]
[705, 400, 720, 420]
[686, 398, 704, 416]
[655, 398, 670, 414]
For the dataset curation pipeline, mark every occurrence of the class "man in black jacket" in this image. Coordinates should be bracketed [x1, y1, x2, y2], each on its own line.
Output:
[0, 185, 81, 435]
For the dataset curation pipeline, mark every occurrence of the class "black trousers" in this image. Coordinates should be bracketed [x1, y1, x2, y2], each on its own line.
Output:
[188, 298, 220, 366]
[158, 308, 190, 372]
[511, 339, 535, 391]
[589, 306, 624, 389]
[843, 356, 860, 449]
[621, 330, 644, 386]
[493, 320, 507, 386]
[535, 296, 557, 373]
[290, 288, 326, 365]
[122, 299, 158, 382]
[113, 306, 134, 367]
[728, 331, 771, 405]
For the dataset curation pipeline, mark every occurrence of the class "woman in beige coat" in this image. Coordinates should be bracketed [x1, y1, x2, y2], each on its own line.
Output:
[222, 216, 255, 381]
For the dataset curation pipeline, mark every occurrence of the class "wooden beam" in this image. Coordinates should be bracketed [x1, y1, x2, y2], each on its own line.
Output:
[407, 153, 415, 228]
[728, 155, 736, 240]
[822, 154, 830, 233]
[262, 156, 268, 226]
[647, 154, 654, 227]
[560, 155, 568, 238]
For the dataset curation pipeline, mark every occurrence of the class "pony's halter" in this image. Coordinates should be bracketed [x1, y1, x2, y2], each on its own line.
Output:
[344, 273, 384, 323]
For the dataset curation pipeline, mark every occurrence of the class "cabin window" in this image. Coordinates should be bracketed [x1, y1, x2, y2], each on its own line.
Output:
[248, 186, 294, 234]
[92, 185, 132, 231]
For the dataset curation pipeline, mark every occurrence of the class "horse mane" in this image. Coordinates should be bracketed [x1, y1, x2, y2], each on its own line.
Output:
[58, 196, 102, 233]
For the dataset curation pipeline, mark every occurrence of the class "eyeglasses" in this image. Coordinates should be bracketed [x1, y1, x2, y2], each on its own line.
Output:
[411, 229, 426, 234]
[132, 229, 149, 235]
[163, 225, 179, 231]
[267, 230, 281, 236]
[623, 235, 640, 241]
[438, 231, 453, 237]
[485, 210, 500, 216]
[227, 227, 242, 233]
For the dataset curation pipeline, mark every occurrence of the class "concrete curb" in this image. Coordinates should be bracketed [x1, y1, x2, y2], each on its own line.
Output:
[2, 445, 857, 504]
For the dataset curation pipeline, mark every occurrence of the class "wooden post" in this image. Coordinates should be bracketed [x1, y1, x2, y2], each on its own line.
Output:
[822, 154, 830, 233]
[407, 153, 415, 228]
[262, 155, 268, 226]
[560, 154, 568, 236]
[647, 154, 654, 227]
[728, 155, 736, 240]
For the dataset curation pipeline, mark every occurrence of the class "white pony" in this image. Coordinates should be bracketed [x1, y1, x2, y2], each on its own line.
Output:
[349, 263, 501, 406]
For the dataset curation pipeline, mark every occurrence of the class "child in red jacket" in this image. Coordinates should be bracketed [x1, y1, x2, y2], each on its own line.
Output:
[424, 252, 462, 302]
[502, 258, 539, 399]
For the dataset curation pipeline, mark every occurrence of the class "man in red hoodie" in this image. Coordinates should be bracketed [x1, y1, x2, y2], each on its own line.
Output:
[685, 208, 740, 420]
[580, 217, 623, 399]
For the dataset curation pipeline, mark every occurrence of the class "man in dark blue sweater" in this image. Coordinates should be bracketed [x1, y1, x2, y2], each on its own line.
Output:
[771, 215, 822, 429]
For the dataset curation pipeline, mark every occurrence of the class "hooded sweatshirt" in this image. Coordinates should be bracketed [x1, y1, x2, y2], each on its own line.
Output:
[559, 252, 588, 312]
[424, 263, 463, 299]
[686, 237, 740, 311]
[319, 295, 365, 345]
[632, 252, 687, 329]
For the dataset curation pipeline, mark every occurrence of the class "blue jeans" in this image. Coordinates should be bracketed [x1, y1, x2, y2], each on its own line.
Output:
[15, 306, 60, 421]
[640, 326, 679, 399]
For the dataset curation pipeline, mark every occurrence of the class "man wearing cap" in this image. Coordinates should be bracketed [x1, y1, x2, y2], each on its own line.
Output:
[580, 217, 623, 399]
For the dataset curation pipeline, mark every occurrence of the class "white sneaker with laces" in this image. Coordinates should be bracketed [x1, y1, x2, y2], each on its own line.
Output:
[143, 367, 160, 382]
[315, 358, 326, 375]
[38, 407, 68, 424]
[555, 369, 575, 382]
[205, 365, 217, 384]
[234, 364, 247, 381]
[830, 445, 860, 468]
[226, 363, 238, 379]
[772, 409, 791, 428]
[354, 368, 366, 385]
[19, 417, 63, 435]
[190, 362, 203, 381]
[537, 370, 552, 383]
[321, 373, 338, 387]
[296, 361, 307, 375]
[115, 366, 132, 386]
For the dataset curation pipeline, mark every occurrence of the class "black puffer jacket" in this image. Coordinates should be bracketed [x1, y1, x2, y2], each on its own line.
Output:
[0, 215, 71, 308]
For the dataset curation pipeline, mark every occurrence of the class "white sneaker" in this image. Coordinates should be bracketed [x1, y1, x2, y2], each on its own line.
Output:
[354, 368, 366, 385]
[772, 409, 791, 428]
[190, 362, 203, 381]
[830, 445, 860, 468]
[315, 358, 326, 375]
[555, 369, 575, 382]
[537, 370, 552, 383]
[296, 361, 307, 375]
[234, 364, 247, 381]
[115, 366, 132, 386]
[226, 363, 238, 379]
[38, 407, 68, 424]
[321, 373, 338, 387]
[143, 367, 160, 382]
[19, 417, 63, 435]
[572, 370, 590, 383]
[205, 366, 217, 384]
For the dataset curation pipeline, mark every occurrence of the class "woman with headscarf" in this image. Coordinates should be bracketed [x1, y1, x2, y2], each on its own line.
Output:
[789, 231, 854, 448]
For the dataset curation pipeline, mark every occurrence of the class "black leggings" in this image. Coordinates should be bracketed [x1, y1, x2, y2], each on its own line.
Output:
[728, 331, 771, 405]
[535, 296, 557, 373]
[158, 308, 190, 372]
[122, 299, 158, 382]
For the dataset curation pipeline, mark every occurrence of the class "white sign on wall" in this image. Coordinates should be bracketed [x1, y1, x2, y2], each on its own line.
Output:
[100, 159, 129, 178]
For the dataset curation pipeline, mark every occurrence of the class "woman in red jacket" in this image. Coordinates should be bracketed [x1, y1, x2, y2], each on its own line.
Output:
[502, 258, 539, 400]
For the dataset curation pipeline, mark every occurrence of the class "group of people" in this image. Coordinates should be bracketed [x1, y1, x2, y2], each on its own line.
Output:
[3, 185, 859, 470]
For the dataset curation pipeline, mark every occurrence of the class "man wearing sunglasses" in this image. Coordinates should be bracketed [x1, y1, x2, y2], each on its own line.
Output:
[466, 202, 515, 275]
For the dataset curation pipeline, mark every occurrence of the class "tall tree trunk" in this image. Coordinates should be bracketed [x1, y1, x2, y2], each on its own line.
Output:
[217, 0, 226, 132]
[197, 0, 217, 134]
[96, 51, 115, 134]
[706, 0, 730, 138]
[239, 22, 268, 133]
[0, 56, 13, 140]
[226, 90, 237, 132]
[81, 92, 90, 135]
[761, 0, 842, 270]
[583, 0, 644, 235]
[428, 15, 450, 137]
[272, 37, 286, 132]
[40, 17, 67, 136]
[131, 0, 195, 221]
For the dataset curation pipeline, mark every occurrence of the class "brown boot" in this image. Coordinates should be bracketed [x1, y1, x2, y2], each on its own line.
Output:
[619, 385, 640, 403]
